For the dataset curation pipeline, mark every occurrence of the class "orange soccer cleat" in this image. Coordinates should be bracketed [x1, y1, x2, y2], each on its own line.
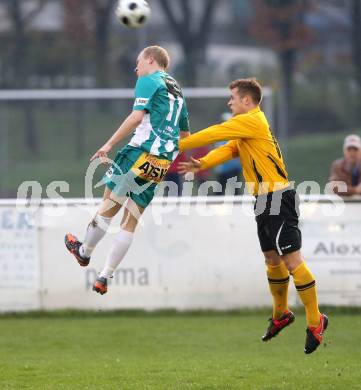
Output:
[92, 276, 108, 295]
[64, 233, 90, 267]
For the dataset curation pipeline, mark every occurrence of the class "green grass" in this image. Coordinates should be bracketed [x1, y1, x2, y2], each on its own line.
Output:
[0, 309, 360, 389]
[3, 131, 351, 198]
[0, 98, 359, 197]
[286, 131, 354, 190]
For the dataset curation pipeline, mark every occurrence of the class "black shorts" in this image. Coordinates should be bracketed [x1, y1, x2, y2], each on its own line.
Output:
[255, 188, 302, 255]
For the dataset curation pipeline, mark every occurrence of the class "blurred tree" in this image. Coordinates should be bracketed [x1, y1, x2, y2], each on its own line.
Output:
[351, 0, 361, 96]
[64, 0, 116, 88]
[2, 0, 47, 154]
[2, 0, 46, 87]
[64, 0, 116, 156]
[158, 0, 219, 86]
[249, 0, 314, 138]
[64, 0, 91, 80]
[63, 0, 90, 158]
[90, 0, 117, 87]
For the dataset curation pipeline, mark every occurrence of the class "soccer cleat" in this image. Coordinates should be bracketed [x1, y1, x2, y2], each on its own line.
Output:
[64, 233, 90, 267]
[304, 313, 328, 354]
[262, 310, 295, 341]
[93, 276, 108, 295]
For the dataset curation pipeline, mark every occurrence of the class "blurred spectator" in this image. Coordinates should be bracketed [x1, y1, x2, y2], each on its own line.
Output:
[329, 134, 361, 195]
[214, 141, 242, 195]
[192, 145, 211, 186]
[164, 153, 187, 196]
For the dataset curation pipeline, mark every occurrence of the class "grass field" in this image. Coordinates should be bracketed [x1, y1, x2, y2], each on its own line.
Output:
[3, 129, 354, 198]
[1, 98, 359, 197]
[0, 309, 360, 389]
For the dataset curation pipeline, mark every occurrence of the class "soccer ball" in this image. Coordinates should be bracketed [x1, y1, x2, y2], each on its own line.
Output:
[115, 0, 151, 28]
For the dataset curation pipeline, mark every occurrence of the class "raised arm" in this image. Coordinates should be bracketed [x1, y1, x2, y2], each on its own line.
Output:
[91, 74, 158, 162]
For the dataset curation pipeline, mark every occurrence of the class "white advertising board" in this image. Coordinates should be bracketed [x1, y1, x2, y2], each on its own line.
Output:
[0, 208, 41, 310]
[301, 201, 361, 306]
[39, 199, 272, 310]
[0, 196, 360, 311]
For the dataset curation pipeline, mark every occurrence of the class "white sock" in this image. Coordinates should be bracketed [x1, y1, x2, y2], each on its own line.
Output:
[80, 214, 112, 258]
[99, 228, 134, 279]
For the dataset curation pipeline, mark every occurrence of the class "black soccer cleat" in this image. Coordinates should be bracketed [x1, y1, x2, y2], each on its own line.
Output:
[64, 233, 90, 267]
[304, 313, 328, 354]
[262, 310, 295, 342]
[93, 276, 108, 295]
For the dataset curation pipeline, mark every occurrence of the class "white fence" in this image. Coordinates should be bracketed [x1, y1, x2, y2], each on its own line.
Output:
[0, 196, 360, 312]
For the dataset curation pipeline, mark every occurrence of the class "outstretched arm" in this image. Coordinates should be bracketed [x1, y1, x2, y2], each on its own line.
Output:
[179, 114, 257, 152]
[179, 140, 239, 174]
[91, 110, 145, 162]
[200, 140, 239, 169]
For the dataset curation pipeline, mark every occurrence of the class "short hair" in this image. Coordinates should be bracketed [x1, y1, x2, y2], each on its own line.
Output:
[229, 78, 263, 104]
[142, 46, 170, 70]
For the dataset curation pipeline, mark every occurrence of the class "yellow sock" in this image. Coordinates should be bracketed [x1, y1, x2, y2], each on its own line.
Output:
[292, 261, 320, 327]
[267, 262, 290, 319]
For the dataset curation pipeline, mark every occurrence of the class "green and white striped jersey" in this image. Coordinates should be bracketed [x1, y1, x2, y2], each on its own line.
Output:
[130, 70, 189, 161]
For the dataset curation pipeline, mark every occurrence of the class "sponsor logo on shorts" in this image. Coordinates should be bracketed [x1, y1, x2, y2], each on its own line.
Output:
[105, 167, 114, 178]
[281, 244, 292, 250]
[132, 153, 171, 183]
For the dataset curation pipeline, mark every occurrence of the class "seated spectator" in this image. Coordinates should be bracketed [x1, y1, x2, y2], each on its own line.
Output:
[329, 134, 361, 195]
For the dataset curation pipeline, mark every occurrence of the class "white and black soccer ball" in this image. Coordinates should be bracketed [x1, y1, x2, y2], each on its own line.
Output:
[115, 0, 151, 28]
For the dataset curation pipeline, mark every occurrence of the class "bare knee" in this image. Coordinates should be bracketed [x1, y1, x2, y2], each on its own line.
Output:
[121, 200, 144, 233]
[99, 189, 123, 218]
[281, 250, 303, 272]
[263, 250, 281, 266]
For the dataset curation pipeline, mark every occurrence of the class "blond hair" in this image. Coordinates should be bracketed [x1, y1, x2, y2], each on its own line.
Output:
[229, 78, 263, 104]
[142, 46, 170, 70]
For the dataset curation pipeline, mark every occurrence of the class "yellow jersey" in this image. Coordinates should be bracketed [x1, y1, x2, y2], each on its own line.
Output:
[179, 106, 289, 195]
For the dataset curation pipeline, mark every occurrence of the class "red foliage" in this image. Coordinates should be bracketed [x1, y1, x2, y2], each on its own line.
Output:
[250, 0, 315, 51]
[63, 0, 93, 46]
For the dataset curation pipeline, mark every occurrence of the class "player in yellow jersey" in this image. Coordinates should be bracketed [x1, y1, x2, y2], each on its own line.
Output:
[178, 78, 328, 354]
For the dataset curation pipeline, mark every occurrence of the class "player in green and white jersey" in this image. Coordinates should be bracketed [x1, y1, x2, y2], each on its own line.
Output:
[65, 46, 190, 294]
[130, 65, 188, 160]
